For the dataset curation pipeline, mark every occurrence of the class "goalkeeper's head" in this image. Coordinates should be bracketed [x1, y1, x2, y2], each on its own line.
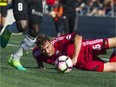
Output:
[36, 34, 55, 57]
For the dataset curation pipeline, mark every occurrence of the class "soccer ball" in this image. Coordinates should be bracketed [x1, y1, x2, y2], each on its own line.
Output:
[54, 55, 73, 73]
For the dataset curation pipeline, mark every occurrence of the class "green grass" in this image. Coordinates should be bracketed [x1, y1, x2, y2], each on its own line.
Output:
[0, 34, 116, 87]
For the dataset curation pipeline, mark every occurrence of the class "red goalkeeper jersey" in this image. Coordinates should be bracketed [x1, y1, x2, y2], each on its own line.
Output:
[33, 32, 109, 72]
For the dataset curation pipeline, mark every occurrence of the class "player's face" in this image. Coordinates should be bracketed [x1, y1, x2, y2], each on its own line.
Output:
[40, 41, 55, 57]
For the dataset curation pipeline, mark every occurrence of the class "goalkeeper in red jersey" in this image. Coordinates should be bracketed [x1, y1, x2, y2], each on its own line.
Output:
[32, 32, 116, 72]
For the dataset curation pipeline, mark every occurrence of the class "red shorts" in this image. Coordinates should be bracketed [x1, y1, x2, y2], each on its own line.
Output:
[75, 38, 109, 72]
[84, 57, 104, 72]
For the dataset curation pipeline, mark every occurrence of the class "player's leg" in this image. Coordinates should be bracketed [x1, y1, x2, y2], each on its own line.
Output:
[107, 37, 116, 48]
[8, 34, 36, 70]
[69, 17, 76, 33]
[0, 0, 28, 48]
[85, 58, 105, 72]
[54, 19, 61, 36]
[7, 0, 28, 70]
[0, 22, 20, 48]
[8, 0, 43, 70]
[85, 57, 116, 72]
[86, 39, 116, 72]
[0, 6, 9, 47]
[96, 38, 116, 72]
[0, 6, 7, 31]
[26, 0, 43, 39]
[62, 15, 69, 34]
[103, 62, 116, 72]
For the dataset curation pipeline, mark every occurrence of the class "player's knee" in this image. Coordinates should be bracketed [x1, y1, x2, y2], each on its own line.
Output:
[29, 26, 40, 38]
[16, 21, 28, 32]
[33, 28, 39, 37]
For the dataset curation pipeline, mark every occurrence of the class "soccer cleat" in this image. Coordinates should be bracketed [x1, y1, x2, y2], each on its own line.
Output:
[8, 55, 27, 70]
[0, 25, 12, 48]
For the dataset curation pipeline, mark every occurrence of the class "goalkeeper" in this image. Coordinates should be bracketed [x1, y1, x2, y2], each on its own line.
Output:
[32, 32, 116, 72]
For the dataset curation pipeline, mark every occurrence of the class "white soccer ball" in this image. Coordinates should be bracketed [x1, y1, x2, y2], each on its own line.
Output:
[54, 55, 73, 73]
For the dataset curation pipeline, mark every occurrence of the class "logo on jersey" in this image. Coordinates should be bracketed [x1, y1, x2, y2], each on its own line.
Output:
[51, 36, 64, 44]
[32, 9, 43, 17]
[66, 35, 71, 40]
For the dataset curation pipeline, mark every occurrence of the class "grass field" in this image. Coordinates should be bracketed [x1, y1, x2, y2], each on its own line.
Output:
[0, 34, 116, 87]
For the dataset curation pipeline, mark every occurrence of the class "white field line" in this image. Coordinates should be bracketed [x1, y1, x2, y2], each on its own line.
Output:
[7, 43, 109, 61]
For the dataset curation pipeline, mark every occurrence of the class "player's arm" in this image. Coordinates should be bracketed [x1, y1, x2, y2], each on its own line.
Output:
[32, 47, 46, 69]
[71, 34, 82, 65]
[36, 59, 46, 69]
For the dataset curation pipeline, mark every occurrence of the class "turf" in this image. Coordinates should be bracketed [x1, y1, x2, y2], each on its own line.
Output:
[0, 34, 116, 87]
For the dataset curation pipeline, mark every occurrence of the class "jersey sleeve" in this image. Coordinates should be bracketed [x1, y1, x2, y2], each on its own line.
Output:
[60, 32, 77, 44]
[64, 32, 77, 42]
[32, 46, 41, 59]
[51, 32, 77, 45]
[32, 46, 44, 68]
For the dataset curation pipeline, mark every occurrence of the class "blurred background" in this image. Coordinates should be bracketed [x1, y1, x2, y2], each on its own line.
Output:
[0, 0, 116, 39]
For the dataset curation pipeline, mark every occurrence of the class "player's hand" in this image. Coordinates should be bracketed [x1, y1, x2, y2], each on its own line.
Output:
[38, 66, 46, 69]
[71, 57, 77, 66]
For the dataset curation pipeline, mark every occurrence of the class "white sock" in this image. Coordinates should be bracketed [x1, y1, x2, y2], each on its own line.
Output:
[8, 22, 19, 33]
[12, 35, 36, 61]
[21, 35, 36, 50]
[12, 45, 24, 61]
